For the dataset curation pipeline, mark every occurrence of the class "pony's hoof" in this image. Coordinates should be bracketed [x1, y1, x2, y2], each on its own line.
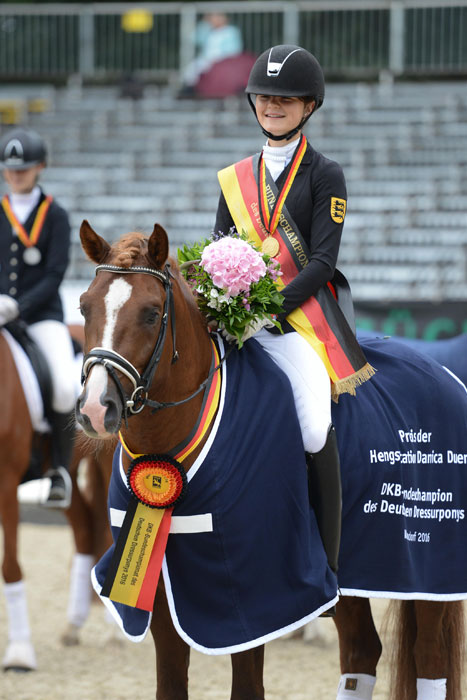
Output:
[60, 623, 81, 647]
[2, 640, 37, 672]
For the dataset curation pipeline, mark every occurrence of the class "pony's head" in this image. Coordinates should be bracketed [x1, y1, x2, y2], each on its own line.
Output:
[76, 220, 206, 441]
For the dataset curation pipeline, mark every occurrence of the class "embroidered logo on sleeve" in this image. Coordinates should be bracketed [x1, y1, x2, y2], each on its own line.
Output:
[330, 197, 347, 224]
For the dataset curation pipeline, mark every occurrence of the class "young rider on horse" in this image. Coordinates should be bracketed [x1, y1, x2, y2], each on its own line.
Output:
[0, 127, 75, 508]
[214, 46, 374, 578]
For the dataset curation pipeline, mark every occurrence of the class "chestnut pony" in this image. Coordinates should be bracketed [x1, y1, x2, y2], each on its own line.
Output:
[76, 221, 465, 700]
[0, 321, 112, 670]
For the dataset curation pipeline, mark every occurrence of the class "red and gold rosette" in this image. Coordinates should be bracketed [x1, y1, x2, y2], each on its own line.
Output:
[127, 455, 187, 509]
[102, 455, 187, 611]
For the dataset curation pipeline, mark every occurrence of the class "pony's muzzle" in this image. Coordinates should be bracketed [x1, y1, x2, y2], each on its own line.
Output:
[75, 385, 122, 438]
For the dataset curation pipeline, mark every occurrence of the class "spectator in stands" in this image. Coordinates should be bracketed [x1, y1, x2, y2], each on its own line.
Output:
[178, 12, 243, 97]
[0, 127, 75, 508]
[214, 45, 374, 585]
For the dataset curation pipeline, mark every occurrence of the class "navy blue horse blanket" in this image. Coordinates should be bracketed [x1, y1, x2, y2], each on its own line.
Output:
[92, 337, 337, 653]
[93, 333, 467, 653]
[334, 335, 467, 600]
[357, 330, 467, 386]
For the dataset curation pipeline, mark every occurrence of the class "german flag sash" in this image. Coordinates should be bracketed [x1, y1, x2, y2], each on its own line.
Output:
[100, 338, 222, 611]
[218, 146, 375, 400]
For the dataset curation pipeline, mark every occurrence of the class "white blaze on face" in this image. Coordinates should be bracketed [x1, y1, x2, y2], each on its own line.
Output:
[81, 277, 133, 434]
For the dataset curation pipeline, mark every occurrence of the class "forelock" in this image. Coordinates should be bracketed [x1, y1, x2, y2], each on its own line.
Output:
[112, 232, 148, 268]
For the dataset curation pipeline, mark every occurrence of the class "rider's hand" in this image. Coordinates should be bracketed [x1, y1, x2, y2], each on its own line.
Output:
[220, 317, 275, 345]
[0, 295, 19, 326]
[206, 316, 219, 333]
[241, 317, 275, 342]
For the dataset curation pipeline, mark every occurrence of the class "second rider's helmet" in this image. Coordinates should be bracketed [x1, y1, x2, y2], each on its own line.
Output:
[0, 128, 47, 170]
[246, 45, 325, 141]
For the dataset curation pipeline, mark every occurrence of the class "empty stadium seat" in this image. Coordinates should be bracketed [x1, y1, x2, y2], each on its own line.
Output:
[1, 80, 466, 303]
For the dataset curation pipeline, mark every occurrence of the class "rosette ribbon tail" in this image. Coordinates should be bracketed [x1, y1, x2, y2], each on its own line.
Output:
[101, 501, 173, 611]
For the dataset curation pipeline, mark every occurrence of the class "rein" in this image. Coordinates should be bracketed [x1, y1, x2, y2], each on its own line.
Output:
[81, 262, 229, 425]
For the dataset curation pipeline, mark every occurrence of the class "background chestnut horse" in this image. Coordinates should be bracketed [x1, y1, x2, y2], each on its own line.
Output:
[76, 221, 465, 700]
[0, 322, 112, 669]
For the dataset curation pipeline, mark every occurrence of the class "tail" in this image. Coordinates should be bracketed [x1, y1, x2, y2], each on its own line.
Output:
[389, 600, 465, 700]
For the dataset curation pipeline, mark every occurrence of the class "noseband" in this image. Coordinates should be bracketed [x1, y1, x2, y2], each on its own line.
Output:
[81, 263, 179, 423]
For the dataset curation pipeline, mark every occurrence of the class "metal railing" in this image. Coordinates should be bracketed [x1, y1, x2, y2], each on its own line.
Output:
[0, 1, 466, 80]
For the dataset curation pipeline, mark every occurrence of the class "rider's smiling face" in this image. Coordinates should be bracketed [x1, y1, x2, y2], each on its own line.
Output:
[255, 95, 315, 145]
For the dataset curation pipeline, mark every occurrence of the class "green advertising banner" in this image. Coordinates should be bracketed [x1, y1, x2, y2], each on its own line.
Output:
[355, 302, 467, 340]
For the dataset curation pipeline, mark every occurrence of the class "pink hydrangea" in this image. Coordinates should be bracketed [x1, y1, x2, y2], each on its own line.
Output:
[201, 237, 266, 297]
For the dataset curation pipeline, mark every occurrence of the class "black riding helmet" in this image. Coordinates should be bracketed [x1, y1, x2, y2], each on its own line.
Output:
[0, 127, 47, 170]
[246, 45, 325, 141]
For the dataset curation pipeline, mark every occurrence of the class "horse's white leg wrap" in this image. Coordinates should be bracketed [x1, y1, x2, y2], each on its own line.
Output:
[337, 674, 376, 700]
[416, 678, 447, 700]
[2, 581, 37, 670]
[67, 553, 94, 627]
[3, 580, 32, 641]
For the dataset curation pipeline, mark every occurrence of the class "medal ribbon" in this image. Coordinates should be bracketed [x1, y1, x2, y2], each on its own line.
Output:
[102, 338, 222, 611]
[1, 194, 52, 248]
[258, 134, 307, 235]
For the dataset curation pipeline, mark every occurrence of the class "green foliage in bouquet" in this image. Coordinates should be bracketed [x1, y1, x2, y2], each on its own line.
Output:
[177, 229, 284, 347]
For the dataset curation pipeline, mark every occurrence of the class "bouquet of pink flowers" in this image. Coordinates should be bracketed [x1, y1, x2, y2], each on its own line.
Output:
[177, 229, 284, 347]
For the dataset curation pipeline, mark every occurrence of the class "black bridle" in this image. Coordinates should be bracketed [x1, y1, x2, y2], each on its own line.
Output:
[81, 263, 227, 425]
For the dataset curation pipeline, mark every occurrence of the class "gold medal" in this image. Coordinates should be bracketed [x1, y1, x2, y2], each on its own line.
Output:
[262, 237, 280, 258]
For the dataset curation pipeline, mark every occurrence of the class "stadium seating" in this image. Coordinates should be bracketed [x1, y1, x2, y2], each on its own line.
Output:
[0, 80, 466, 303]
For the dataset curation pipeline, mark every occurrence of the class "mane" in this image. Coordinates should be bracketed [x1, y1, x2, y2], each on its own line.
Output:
[111, 232, 148, 268]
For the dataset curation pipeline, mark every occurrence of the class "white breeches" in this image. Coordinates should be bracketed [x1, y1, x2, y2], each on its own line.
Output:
[254, 328, 331, 453]
[28, 320, 76, 413]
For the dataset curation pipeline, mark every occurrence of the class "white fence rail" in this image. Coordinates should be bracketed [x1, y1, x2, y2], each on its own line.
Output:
[0, 1, 466, 80]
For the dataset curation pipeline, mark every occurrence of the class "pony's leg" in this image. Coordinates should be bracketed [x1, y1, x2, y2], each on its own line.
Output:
[61, 552, 94, 646]
[414, 601, 447, 699]
[0, 470, 22, 584]
[2, 581, 37, 671]
[62, 451, 95, 645]
[0, 472, 36, 670]
[150, 581, 190, 700]
[230, 646, 265, 700]
[413, 601, 464, 700]
[334, 598, 381, 699]
[62, 447, 113, 646]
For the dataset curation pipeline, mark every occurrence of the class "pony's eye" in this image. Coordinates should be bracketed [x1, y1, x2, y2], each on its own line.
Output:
[144, 308, 159, 325]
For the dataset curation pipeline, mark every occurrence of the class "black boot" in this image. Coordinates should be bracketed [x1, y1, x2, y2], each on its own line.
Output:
[307, 425, 342, 617]
[43, 411, 74, 509]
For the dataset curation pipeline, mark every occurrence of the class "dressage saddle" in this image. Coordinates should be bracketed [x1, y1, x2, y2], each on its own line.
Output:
[5, 319, 54, 482]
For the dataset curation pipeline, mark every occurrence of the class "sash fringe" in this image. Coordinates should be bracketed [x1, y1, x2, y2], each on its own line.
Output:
[331, 363, 377, 403]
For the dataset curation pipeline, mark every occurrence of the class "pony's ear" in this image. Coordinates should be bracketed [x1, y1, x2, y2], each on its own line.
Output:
[148, 223, 169, 269]
[80, 220, 111, 264]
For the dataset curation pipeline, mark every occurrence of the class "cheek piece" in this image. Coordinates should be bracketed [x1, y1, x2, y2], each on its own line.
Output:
[247, 94, 315, 142]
